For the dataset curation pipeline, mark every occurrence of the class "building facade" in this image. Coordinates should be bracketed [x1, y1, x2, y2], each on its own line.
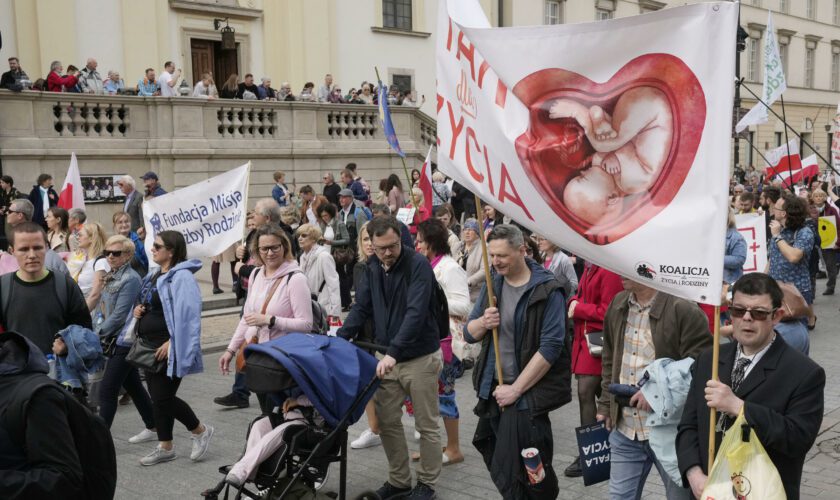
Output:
[3, 0, 839, 173]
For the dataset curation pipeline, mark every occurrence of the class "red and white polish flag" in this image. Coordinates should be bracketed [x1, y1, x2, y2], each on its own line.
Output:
[776, 154, 819, 188]
[57, 152, 86, 211]
[764, 139, 802, 178]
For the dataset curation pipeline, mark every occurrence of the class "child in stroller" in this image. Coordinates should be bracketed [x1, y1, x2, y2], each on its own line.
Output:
[225, 392, 325, 487]
[203, 333, 380, 500]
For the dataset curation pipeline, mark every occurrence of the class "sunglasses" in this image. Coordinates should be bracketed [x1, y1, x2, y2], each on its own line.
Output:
[104, 250, 124, 257]
[152, 243, 169, 251]
[729, 306, 776, 321]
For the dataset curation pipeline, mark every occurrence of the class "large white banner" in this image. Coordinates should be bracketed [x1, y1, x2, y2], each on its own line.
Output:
[143, 163, 250, 259]
[436, 1, 735, 304]
[736, 214, 767, 274]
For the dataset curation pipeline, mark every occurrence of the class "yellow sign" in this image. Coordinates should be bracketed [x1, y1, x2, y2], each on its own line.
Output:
[819, 216, 838, 249]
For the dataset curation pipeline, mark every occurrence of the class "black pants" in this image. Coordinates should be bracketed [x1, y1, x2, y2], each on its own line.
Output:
[473, 398, 559, 500]
[145, 371, 200, 441]
[337, 260, 353, 308]
[99, 345, 155, 429]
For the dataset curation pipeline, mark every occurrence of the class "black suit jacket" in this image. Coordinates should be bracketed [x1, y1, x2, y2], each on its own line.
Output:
[676, 335, 825, 499]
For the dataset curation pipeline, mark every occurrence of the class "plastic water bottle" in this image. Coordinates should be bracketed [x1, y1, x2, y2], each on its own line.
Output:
[46, 354, 57, 380]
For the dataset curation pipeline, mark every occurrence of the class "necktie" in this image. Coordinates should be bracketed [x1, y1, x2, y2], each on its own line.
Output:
[731, 357, 752, 393]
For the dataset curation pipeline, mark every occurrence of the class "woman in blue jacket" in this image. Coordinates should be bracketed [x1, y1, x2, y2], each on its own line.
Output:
[132, 230, 213, 466]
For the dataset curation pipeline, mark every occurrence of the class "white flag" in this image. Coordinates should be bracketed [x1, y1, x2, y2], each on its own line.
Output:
[57, 153, 86, 211]
[736, 214, 767, 274]
[437, 0, 736, 304]
[142, 163, 250, 259]
[735, 11, 787, 133]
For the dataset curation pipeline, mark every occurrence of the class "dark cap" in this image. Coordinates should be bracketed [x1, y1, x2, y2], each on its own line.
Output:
[141, 171, 158, 181]
[338, 188, 354, 197]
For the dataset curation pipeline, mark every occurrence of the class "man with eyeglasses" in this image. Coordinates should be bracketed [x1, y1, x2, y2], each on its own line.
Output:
[677, 273, 825, 500]
[322, 172, 341, 206]
[597, 276, 710, 499]
[337, 216, 444, 500]
[0, 222, 90, 355]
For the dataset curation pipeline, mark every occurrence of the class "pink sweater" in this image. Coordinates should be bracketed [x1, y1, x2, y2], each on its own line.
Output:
[227, 261, 314, 351]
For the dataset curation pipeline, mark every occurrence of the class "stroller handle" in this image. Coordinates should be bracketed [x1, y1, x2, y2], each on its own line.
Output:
[353, 340, 387, 352]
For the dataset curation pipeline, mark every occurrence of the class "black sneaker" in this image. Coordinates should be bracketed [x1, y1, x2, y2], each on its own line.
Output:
[375, 482, 411, 500]
[213, 393, 249, 408]
[212, 287, 224, 295]
[823, 288, 835, 296]
[407, 483, 435, 500]
[564, 456, 583, 478]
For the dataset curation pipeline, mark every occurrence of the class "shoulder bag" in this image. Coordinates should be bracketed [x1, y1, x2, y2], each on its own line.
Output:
[583, 321, 603, 358]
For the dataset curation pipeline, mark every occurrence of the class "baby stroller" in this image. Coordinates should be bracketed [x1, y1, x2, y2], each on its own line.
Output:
[202, 334, 379, 500]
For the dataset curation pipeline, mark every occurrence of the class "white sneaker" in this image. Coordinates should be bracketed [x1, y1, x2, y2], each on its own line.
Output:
[414, 430, 421, 441]
[190, 424, 215, 461]
[350, 429, 381, 449]
[128, 428, 157, 444]
[140, 445, 176, 466]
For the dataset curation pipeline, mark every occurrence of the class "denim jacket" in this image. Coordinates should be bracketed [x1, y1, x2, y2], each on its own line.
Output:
[639, 357, 694, 484]
[98, 264, 141, 343]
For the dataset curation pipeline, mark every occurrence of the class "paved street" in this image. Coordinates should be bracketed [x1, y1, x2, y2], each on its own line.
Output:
[112, 288, 840, 499]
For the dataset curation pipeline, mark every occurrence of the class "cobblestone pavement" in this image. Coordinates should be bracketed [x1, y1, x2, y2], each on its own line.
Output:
[111, 288, 840, 499]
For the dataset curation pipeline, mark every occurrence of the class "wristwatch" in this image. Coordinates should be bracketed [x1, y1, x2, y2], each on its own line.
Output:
[268, 316, 276, 328]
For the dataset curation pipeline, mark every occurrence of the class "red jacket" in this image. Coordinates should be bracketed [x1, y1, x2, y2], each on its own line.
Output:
[47, 71, 78, 92]
[569, 264, 624, 375]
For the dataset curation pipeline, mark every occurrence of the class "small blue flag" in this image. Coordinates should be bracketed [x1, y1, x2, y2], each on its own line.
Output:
[378, 81, 405, 158]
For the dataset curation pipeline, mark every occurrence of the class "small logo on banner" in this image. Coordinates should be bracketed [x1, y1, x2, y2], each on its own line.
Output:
[149, 213, 163, 236]
[635, 262, 656, 279]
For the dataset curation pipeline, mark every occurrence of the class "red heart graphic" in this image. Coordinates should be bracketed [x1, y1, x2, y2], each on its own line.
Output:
[513, 54, 706, 245]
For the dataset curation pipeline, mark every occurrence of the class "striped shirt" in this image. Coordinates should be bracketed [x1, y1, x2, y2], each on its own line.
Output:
[617, 293, 657, 441]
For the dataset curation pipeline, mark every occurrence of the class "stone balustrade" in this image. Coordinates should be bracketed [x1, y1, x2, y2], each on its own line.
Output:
[0, 90, 437, 222]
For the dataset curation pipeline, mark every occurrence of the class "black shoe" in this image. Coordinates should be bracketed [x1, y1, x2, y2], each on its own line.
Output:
[823, 288, 835, 296]
[213, 393, 249, 408]
[407, 482, 435, 500]
[816, 271, 827, 279]
[564, 456, 583, 478]
[341, 305, 351, 312]
[375, 482, 412, 500]
[119, 393, 132, 406]
[212, 287, 224, 295]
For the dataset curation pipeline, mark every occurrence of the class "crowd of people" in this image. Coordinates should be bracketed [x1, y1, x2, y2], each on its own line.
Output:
[0, 156, 832, 500]
[0, 56, 425, 107]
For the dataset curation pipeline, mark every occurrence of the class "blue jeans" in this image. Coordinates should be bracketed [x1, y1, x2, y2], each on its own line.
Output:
[232, 371, 250, 399]
[98, 345, 156, 430]
[608, 430, 691, 500]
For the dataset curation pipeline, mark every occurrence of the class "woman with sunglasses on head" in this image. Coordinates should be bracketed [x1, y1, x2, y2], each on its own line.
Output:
[66, 221, 109, 311]
[95, 235, 157, 440]
[219, 225, 313, 412]
[133, 231, 213, 466]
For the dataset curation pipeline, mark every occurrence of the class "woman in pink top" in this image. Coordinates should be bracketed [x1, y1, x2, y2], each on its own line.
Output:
[219, 226, 313, 410]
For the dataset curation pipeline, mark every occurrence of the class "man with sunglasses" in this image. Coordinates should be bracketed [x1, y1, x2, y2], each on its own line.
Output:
[337, 216, 443, 500]
[677, 273, 825, 499]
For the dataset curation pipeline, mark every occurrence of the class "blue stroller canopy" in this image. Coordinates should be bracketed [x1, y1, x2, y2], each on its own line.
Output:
[245, 334, 379, 429]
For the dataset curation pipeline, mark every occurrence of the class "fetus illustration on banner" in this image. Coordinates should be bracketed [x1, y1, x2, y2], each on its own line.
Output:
[513, 54, 706, 245]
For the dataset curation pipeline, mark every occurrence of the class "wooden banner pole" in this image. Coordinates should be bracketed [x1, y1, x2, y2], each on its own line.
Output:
[708, 305, 721, 472]
[473, 195, 504, 387]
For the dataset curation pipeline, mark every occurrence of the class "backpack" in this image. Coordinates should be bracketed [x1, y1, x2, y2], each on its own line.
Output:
[402, 259, 451, 340]
[354, 204, 373, 221]
[2, 374, 117, 500]
[285, 272, 330, 335]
